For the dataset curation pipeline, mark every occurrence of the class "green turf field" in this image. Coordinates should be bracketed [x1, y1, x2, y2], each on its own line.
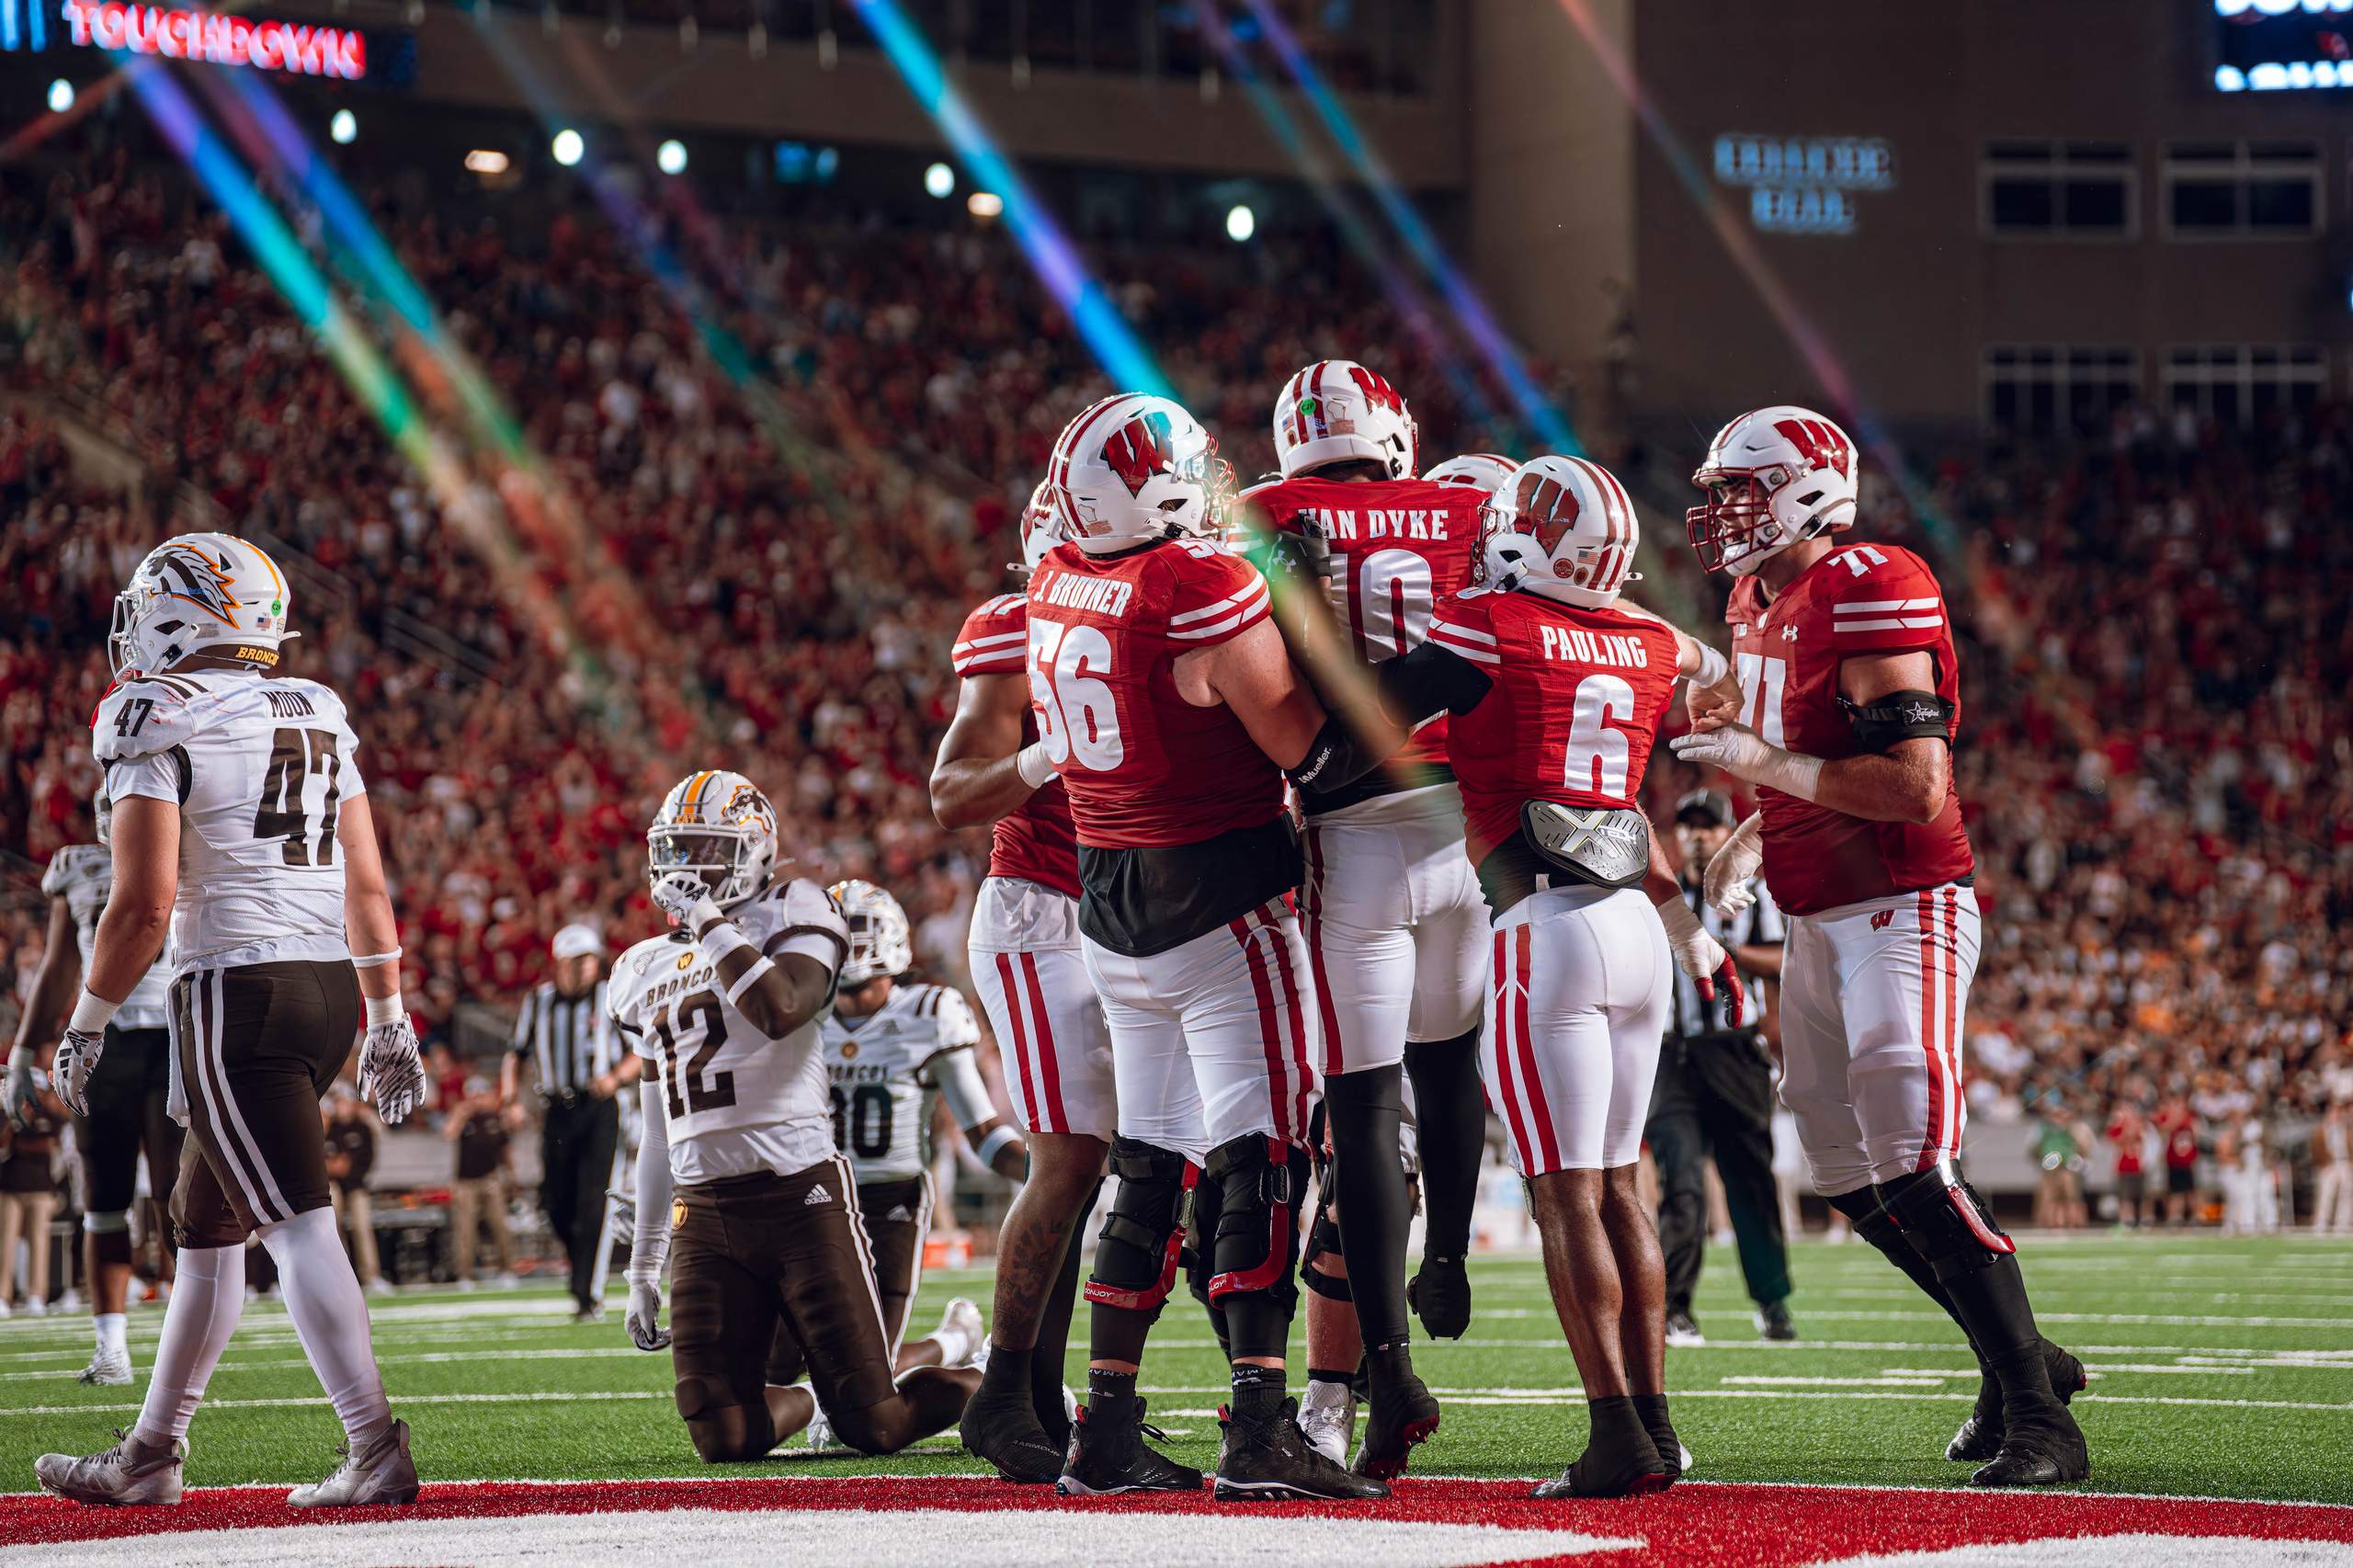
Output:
[4, 1233, 2348, 1505]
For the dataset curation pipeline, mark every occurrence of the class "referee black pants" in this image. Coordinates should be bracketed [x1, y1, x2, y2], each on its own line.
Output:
[540, 1095, 620, 1310]
[1647, 1030, 1790, 1315]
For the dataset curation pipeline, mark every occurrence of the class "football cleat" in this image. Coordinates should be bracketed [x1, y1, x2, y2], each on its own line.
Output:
[1665, 1312, 1705, 1347]
[1530, 1427, 1670, 1500]
[1055, 1399, 1201, 1496]
[1948, 1340, 2086, 1462]
[1406, 1256, 1472, 1340]
[1756, 1301, 1798, 1341]
[959, 1386, 1063, 1485]
[804, 1395, 837, 1452]
[1968, 1404, 2090, 1489]
[1351, 1365, 1440, 1481]
[34, 1430, 184, 1506]
[287, 1418, 419, 1507]
[937, 1296, 985, 1368]
[1214, 1400, 1389, 1502]
[1295, 1382, 1354, 1468]
[77, 1349, 134, 1387]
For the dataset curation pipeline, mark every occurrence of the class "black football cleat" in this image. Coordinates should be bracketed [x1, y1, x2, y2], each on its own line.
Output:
[1055, 1399, 1201, 1496]
[1214, 1400, 1389, 1502]
[1633, 1398, 1683, 1485]
[1968, 1405, 2091, 1488]
[960, 1387, 1064, 1485]
[1755, 1300, 1798, 1342]
[1350, 1367, 1439, 1481]
[1948, 1339, 2087, 1463]
[1531, 1402, 1670, 1500]
[1407, 1256, 1472, 1340]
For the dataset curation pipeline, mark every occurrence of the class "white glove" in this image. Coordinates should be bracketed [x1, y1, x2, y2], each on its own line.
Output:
[358, 1017, 427, 1126]
[649, 870, 721, 930]
[4, 1047, 40, 1131]
[1670, 722, 1824, 802]
[53, 1028, 104, 1119]
[1703, 812, 1766, 919]
[1656, 898, 1745, 1020]
[627, 1278, 669, 1351]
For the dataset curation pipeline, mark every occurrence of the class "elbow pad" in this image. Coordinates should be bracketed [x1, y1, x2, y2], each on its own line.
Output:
[1842, 690, 1954, 754]
[1290, 714, 1381, 794]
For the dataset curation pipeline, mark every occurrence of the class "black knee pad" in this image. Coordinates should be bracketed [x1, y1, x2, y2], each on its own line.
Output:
[676, 1378, 772, 1463]
[1299, 1199, 1350, 1301]
[1878, 1163, 2016, 1280]
[1083, 1138, 1196, 1317]
[1203, 1135, 1305, 1310]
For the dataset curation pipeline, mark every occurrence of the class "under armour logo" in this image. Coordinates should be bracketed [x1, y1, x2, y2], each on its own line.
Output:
[804, 1184, 833, 1206]
[1781, 625, 1800, 642]
[1870, 909, 1895, 931]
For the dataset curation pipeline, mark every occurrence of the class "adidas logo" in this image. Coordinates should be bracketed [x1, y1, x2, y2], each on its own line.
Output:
[885, 1205, 913, 1221]
[804, 1184, 833, 1206]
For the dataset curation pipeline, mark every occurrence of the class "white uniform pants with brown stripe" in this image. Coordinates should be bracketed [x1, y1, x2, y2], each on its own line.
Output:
[1080, 899, 1316, 1163]
[1777, 884, 1982, 1198]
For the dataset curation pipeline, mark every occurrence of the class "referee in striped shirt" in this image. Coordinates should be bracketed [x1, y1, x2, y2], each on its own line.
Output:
[1647, 791, 1796, 1347]
[500, 925, 638, 1322]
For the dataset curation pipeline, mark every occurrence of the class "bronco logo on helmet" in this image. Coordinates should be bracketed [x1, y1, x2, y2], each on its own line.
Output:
[152, 542, 245, 627]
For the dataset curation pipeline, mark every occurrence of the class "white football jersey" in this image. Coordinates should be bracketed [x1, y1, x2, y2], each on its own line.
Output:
[608, 877, 849, 1185]
[40, 844, 174, 1029]
[94, 671, 365, 973]
[820, 983, 983, 1183]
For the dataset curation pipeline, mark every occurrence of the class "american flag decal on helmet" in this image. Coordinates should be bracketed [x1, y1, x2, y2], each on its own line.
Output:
[1773, 416, 1853, 480]
[1102, 410, 1176, 497]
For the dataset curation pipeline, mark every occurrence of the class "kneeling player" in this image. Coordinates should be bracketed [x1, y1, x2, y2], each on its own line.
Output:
[1377, 457, 1744, 1497]
[616, 772, 977, 1463]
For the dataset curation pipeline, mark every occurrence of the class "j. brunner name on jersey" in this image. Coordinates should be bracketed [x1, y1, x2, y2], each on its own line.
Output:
[1035, 571, 1138, 619]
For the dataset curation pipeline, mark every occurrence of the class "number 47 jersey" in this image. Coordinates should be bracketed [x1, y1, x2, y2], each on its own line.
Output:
[93, 670, 365, 972]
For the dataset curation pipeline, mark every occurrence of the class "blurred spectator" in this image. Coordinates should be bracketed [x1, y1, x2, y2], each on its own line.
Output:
[445, 1075, 517, 1287]
[2030, 1098, 2088, 1231]
[2155, 1096, 2202, 1226]
[324, 1090, 389, 1294]
[2313, 1101, 2352, 1234]
[2106, 1101, 2150, 1228]
[0, 1067, 67, 1316]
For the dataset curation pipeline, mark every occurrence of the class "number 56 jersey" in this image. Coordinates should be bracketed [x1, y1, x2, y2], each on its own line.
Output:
[93, 671, 365, 973]
[608, 879, 850, 1186]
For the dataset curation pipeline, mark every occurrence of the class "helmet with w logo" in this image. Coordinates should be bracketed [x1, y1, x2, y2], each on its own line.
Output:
[1422, 452, 1517, 493]
[1687, 405, 1859, 576]
[1274, 359, 1417, 481]
[1047, 393, 1223, 556]
[109, 531, 296, 678]
[1478, 455, 1643, 609]
[648, 769, 779, 911]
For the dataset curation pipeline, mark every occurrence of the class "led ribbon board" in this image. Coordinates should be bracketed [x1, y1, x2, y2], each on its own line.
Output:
[54, 1, 366, 75]
[1712, 133, 1896, 235]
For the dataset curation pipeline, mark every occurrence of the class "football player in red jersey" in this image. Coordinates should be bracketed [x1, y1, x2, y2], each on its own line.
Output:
[1227, 368, 1484, 1479]
[1671, 406, 2089, 1488]
[1365, 455, 1744, 1497]
[1029, 392, 1390, 1504]
[932, 486, 1138, 1483]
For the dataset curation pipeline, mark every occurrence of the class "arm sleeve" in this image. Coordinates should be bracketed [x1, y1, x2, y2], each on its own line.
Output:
[929, 1046, 997, 1134]
[1376, 639, 1494, 723]
[934, 988, 982, 1049]
[1828, 548, 1948, 653]
[509, 991, 536, 1058]
[626, 1077, 673, 1285]
[950, 597, 1029, 676]
[1163, 546, 1273, 649]
[762, 881, 849, 977]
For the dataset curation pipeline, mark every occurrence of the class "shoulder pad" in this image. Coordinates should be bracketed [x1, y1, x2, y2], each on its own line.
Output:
[771, 878, 849, 941]
[91, 679, 197, 763]
[40, 844, 104, 899]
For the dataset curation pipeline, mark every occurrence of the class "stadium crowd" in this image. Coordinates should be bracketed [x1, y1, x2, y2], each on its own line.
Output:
[5, 139, 2349, 1240]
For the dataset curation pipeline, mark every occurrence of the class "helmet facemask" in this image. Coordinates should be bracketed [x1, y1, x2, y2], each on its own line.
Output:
[647, 824, 768, 910]
[1685, 470, 1786, 576]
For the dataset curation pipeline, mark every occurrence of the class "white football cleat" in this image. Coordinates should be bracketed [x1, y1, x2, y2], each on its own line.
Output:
[35, 1430, 185, 1506]
[1295, 1381, 1354, 1469]
[77, 1348, 134, 1387]
[288, 1418, 418, 1507]
[937, 1297, 984, 1368]
[804, 1396, 836, 1451]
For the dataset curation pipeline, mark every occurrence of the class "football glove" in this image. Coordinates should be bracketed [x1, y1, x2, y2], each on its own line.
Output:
[626, 1279, 669, 1352]
[357, 1017, 427, 1126]
[1703, 812, 1766, 919]
[649, 870, 721, 931]
[5, 1047, 43, 1131]
[54, 1028, 104, 1119]
[1669, 722, 1824, 803]
[1656, 898, 1741, 1013]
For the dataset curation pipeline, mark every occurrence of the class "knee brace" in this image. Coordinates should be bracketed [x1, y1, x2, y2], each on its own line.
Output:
[1299, 1198, 1350, 1301]
[676, 1377, 773, 1463]
[1204, 1135, 1305, 1308]
[1082, 1138, 1196, 1317]
[1878, 1161, 2016, 1281]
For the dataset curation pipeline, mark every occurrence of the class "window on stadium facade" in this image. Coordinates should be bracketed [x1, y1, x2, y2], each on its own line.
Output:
[2161, 346, 2328, 427]
[2161, 140, 2322, 238]
[1981, 346, 2142, 436]
[1980, 141, 2135, 239]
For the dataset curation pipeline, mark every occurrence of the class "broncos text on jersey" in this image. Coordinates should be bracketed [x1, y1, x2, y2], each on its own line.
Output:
[820, 983, 983, 1183]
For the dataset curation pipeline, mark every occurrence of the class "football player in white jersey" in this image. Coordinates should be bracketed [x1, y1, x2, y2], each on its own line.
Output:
[35, 533, 428, 1509]
[817, 881, 1021, 1378]
[8, 789, 183, 1385]
[618, 773, 979, 1462]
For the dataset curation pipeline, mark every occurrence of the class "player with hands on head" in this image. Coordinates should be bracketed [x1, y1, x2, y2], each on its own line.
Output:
[36, 533, 419, 1510]
[1673, 406, 2087, 1488]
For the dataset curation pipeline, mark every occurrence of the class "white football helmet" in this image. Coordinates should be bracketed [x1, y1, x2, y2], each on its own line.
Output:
[828, 880, 914, 986]
[1016, 482, 1063, 574]
[1274, 359, 1417, 481]
[1479, 455, 1643, 609]
[1422, 453, 1517, 493]
[1047, 393, 1224, 556]
[109, 531, 296, 678]
[648, 770, 779, 911]
[1687, 405, 1859, 576]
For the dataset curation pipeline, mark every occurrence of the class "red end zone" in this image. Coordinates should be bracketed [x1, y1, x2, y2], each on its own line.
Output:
[6, 1476, 2351, 1566]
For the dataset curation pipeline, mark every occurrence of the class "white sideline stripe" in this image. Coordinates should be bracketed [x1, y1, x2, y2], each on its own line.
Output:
[1721, 1376, 1949, 1388]
[0, 1391, 673, 1418]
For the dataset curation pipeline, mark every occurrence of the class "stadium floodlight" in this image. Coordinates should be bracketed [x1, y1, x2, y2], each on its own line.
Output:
[967, 190, 1003, 218]
[465, 149, 512, 176]
[657, 139, 688, 176]
[924, 161, 954, 198]
[47, 78, 74, 114]
[552, 128, 585, 167]
[330, 109, 357, 145]
[1225, 203, 1256, 243]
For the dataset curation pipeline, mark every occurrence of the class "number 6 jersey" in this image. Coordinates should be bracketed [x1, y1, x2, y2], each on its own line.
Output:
[608, 878, 849, 1185]
[92, 670, 365, 972]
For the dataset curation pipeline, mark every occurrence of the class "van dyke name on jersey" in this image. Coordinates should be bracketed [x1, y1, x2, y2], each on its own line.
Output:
[1539, 624, 1650, 668]
[1308, 506, 1454, 543]
[1034, 570, 1137, 619]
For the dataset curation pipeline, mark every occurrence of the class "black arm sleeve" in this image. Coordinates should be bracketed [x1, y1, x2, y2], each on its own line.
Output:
[1377, 641, 1494, 724]
[1841, 689, 1956, 753]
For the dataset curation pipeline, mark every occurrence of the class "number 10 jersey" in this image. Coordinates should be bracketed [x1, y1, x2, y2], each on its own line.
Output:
[94, 670, 366, 973]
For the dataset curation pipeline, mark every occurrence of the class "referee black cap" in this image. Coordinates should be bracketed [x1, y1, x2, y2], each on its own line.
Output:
[1675, 790, 1733, 827]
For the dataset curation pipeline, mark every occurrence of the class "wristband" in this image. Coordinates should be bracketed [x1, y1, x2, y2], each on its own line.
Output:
[975, 1124, 1023, 1170]
[1656, 897, 1704, 944]
[365, 992, 405, 1029]
[352, 947, 402, 970]
[1015, 741, 1056, 790]
[722, 955, 777, 1006]
[68, 988, 120, 1038]
[1689, 642, 1729, 689]
[698, 923, 755, 967]
[1752, 745, 1826, 804]
[683, 895, 726, 936]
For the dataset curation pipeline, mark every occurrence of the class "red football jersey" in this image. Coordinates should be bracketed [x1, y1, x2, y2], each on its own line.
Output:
[1427, 590, 1682, 866]
[949, 592, 1082, 900]
[1025, 537, 1283, 849]
[1244, 475, 1485, 788]
[1725, 541, 1974, 915]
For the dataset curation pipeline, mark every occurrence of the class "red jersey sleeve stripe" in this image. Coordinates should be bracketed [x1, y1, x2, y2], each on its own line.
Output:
[1428, 631, 1501, 665]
